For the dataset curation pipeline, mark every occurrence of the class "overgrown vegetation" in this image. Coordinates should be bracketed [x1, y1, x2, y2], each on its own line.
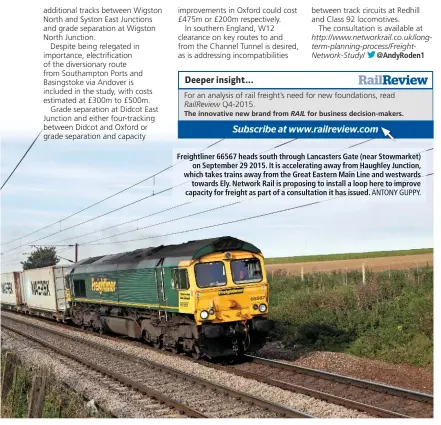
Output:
[0, 352, 110, 418]
[265, 248, 433, 264]
[268, 267, 433, 367]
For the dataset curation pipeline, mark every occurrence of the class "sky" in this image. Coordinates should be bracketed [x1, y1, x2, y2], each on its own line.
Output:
[0, 0, 434, 272]
[0, 134, 433, 272]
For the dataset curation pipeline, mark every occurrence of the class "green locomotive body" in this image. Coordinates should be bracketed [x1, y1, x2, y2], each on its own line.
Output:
[67, 237, 272, 358]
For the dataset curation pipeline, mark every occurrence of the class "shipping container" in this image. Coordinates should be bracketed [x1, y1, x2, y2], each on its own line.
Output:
[1, 271, 23, 307]
[22, 265, 70, 315]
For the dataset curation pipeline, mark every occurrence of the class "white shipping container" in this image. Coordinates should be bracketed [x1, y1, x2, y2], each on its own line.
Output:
[1, 272, 20, 305]
[23, 265, 69, 313]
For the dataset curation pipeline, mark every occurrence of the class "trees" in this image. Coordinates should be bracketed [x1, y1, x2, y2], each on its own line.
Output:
[21, 247, 59, 270]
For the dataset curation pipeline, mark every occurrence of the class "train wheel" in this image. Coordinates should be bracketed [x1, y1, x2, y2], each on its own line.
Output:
[192, 345, 201, 360]
[153, 337, 163, 349]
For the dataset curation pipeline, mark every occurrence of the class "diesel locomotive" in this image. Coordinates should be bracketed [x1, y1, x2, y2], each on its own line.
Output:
[1, 237, 272, 359]
[67, 236, 272, 358]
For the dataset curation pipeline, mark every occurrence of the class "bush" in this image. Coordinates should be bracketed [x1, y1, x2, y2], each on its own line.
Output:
[268, 267, 433, 367]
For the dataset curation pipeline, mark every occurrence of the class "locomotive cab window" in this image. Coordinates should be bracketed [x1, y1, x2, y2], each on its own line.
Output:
[73, 279, 86, 297]
[195, 262, 227, 288]
[231, 259, 263, 284]
[172, 269, 189, 290]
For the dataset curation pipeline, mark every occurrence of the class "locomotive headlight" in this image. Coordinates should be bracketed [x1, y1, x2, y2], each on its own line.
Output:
[200, 310, 209, 320]
[258, 303, 267, 313]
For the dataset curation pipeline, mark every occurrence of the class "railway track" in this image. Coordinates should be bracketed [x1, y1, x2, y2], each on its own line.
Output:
[3, 311, 433, 418]
[2, 328, 181, 418]
[1, 315, 311, 418]
[227, 354, 433, 418]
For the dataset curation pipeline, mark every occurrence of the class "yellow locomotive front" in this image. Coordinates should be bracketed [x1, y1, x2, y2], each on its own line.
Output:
[178, 249, 273, 358]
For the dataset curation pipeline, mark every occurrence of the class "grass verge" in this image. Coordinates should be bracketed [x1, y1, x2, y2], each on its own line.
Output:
[0, 351, 111, 418]
[268, 267, 433, 367]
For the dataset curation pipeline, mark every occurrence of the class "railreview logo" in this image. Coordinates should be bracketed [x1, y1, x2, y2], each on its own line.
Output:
[358, 74, 429, 85]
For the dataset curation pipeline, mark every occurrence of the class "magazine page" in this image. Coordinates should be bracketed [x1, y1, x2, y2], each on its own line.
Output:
[0, 0, 436, 421]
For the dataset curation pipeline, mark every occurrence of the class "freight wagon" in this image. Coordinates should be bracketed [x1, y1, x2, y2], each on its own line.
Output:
[1, 271, 24, 309]
[11, 266, 71, 320]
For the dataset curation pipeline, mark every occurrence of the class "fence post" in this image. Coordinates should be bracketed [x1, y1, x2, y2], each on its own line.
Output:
[28, 375, 47, 418]
[1, 352, 17, 405]
[300, 266, 304, 282]
[58, 397, 63, 418]
[416, 262, 420, 285]
[362, 263, 366, 286]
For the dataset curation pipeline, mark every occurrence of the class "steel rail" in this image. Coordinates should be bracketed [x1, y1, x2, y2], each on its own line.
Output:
[205, 361, 410, 418]
[2, 312, 431, 418]
[2, 312, 430, 418]
[2, 323, 206, 418]
[245, 354, 433, 404]
[2, 317, 313, 418]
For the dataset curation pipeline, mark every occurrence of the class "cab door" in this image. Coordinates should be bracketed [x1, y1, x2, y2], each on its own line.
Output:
[155, 267, 166, 305]
[155, 267, 180, 309]
[154, 259, 179, 310]
[162, 268, 178, 307]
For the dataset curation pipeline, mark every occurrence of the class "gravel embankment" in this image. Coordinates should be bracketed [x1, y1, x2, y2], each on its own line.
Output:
[3, 317, 277, 418]
[257, 342, 433, 394]
[232, 358, 433, 418]
[1, 312, 371, 418]
[1, 328, 185, 418]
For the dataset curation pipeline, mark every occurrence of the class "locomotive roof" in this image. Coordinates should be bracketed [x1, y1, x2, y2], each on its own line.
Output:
[70, 237, 261, 274]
